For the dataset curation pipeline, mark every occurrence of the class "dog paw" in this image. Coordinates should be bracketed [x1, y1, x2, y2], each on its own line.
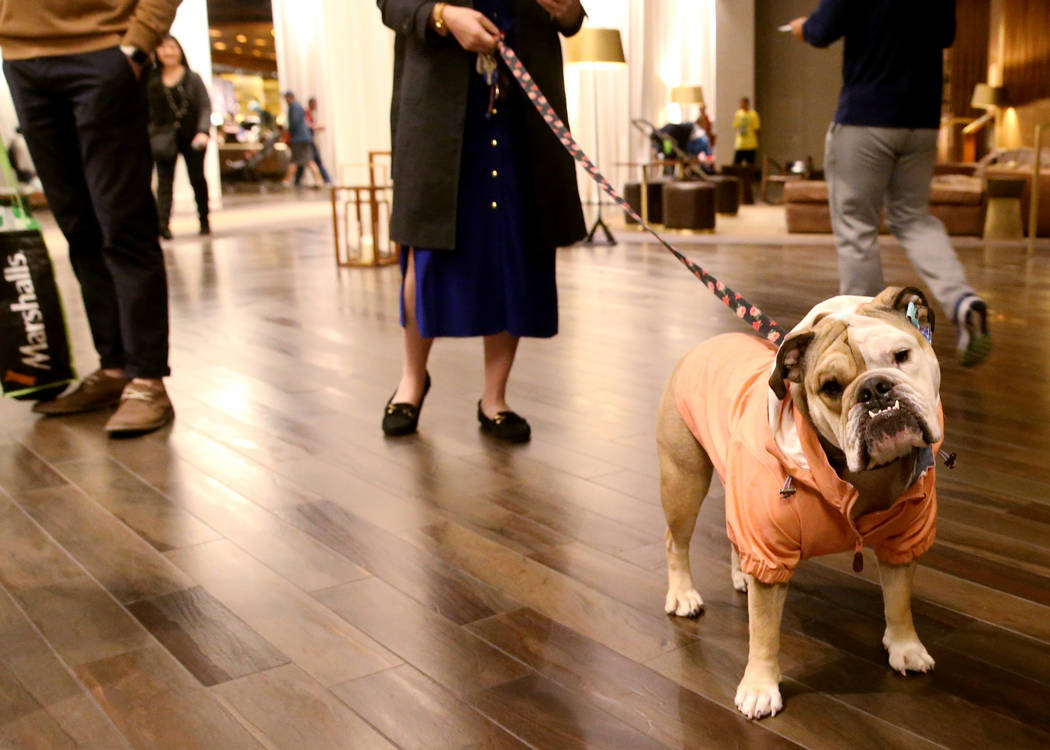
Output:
[734, 674, 782, 719]
[665, 588, 704, 618]
[883, 634, 935, 675]
[731, 568, 749, 593]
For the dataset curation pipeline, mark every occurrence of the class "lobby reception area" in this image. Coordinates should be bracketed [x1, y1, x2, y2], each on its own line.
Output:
[1, 1, 1050, 749]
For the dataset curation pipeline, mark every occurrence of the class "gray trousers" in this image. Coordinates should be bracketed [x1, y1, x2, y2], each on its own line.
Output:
[824, 124, 974, 319]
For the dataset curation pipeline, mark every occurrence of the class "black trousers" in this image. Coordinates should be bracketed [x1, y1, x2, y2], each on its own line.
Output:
[733, 149, 757, 166]
[4, 47, 170, 378]
[155, 135, 210, 230]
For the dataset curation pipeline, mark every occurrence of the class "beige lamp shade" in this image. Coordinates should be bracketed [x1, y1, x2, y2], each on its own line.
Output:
[971, 83, 1006, 109]
[564, 28, 626, 66]
[670, 85, 705, 107]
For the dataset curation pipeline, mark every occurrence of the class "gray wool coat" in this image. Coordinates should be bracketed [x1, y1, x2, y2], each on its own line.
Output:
[377, 0, 587, 251]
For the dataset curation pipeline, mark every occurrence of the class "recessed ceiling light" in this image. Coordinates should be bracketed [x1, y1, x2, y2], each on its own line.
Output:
[236, 34, 248, 43]
[213, 42, 227, 50]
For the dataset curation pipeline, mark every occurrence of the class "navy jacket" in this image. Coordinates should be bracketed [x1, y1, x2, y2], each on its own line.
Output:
[803, 0, 955, 129]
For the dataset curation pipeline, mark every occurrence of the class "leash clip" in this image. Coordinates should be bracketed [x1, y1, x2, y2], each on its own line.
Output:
[906, 301, 932, 343]
[779, 476, 796, 498]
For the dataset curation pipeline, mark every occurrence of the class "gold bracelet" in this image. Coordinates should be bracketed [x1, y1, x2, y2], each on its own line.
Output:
[432, 2, 449, 36]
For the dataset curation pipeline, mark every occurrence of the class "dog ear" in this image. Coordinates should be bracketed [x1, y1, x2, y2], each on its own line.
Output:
[769, 330, 815, 400]
[877, 286, 936, 334]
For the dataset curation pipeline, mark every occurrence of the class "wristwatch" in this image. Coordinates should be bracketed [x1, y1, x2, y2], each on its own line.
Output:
[432, 2, 449, 36]
[120, 45, 150, 66]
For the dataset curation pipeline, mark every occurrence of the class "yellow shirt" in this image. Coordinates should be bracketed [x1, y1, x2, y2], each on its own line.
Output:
[733, 109, 761, 151]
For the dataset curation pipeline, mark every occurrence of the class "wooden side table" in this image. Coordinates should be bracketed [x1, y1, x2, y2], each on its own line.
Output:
[984, 175, 1026, 240]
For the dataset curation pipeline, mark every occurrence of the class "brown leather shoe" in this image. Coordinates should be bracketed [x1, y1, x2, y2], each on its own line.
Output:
[104, 380, 175, 437]
[32, 369, 130, 416]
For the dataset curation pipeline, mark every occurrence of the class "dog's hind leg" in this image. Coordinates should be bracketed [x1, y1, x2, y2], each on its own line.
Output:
[656, 375, 713, 618]
[730, 546, 749, 592]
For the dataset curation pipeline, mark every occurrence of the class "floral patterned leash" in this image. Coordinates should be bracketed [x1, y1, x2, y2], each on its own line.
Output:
[494, 42, 785, 344]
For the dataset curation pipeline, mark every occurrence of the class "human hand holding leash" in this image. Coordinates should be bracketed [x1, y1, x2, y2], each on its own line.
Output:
[442, 6, 500, 53]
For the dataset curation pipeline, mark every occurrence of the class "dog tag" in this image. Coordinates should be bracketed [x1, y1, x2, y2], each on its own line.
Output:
[852, 551, 864, 573]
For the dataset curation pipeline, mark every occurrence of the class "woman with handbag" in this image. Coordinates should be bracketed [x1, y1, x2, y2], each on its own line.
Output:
[378, 0, 586, 442]
[148, 35, 212, 239]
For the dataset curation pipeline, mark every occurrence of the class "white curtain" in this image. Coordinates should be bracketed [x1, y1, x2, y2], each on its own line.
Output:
[272, 0, 393, 186]
[566, 0, 720, 210]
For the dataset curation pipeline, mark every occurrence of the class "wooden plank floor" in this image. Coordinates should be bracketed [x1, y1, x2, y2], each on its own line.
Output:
[2, 217, 1049, 749]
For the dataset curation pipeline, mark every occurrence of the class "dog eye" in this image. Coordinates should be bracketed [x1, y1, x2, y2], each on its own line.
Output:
[820, 380, 843, 398]
[894, 350, 911, 365]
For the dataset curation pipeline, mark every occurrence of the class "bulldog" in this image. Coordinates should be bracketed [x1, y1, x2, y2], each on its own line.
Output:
[656, 287, 942, 719]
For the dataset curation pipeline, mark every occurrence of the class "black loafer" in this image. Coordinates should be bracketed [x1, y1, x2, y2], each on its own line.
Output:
[477, 400, 531, 443]
[382, 373, 431, 436]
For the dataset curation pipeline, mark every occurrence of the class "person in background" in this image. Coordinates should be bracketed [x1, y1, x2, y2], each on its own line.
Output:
[148, 34, 212, 238]
[295, 96, 331, 186]
[732, 96, 760, 165]
[281, 90, 324, 187]
[697, 102, 715, 148]
[377, 0, 586, 442]
[0, 0, 179, 436]
[790, 0, 990, 365]
[686, 116, 714, 173]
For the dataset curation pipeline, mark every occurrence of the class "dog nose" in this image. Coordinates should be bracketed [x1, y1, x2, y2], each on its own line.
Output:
[857, 376, 894, 404]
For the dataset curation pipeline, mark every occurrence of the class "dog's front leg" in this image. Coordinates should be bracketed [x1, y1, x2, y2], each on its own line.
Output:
[878, 559, 935, 675]
[735, 577, 788, 719]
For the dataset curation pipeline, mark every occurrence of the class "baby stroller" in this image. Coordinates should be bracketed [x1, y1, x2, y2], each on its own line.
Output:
[631, 118, 711, 178]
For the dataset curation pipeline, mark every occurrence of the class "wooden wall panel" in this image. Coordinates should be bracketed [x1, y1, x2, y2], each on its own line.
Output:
[950, 0, 990, 117]
[1002, 0, 1050, 106]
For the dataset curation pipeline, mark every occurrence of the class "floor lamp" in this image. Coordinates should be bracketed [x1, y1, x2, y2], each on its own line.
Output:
[564, 28, 626, 245]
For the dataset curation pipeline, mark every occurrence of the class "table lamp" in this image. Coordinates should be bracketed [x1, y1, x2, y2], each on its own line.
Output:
[564, 28, 627, 245]
[964, 83, 1007, 146]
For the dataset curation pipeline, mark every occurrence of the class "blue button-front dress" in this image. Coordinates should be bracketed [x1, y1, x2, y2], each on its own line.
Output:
[400, 0, 558, 339]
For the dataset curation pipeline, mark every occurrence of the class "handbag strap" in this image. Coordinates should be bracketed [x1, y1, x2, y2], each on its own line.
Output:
[0, 140, 40, 231]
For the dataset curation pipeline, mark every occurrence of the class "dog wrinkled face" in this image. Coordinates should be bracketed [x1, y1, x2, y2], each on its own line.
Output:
[770, 288, 942, 472]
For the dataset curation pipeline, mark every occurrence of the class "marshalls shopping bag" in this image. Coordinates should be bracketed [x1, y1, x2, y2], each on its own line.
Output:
[0, 144, 75, 400]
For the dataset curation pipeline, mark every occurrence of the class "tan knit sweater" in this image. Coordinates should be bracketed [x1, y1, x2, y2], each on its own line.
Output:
[0, 0, 182, 60]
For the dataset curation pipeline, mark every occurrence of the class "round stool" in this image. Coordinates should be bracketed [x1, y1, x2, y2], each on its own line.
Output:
[983, 176, 1026, 240]
[662, 181, 716, 230]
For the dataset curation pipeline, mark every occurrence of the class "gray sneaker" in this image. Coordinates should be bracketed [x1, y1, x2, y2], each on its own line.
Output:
[104, 380, 174, 437]
[954, 295, 992, 367]
[32, 369, 130, 415]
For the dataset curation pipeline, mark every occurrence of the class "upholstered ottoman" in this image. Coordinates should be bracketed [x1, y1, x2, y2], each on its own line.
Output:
[704, 175, 741, 215]
[784, 177, 984, 236]
[624, 180, 664, 224]
[662, 181, 716, 230]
